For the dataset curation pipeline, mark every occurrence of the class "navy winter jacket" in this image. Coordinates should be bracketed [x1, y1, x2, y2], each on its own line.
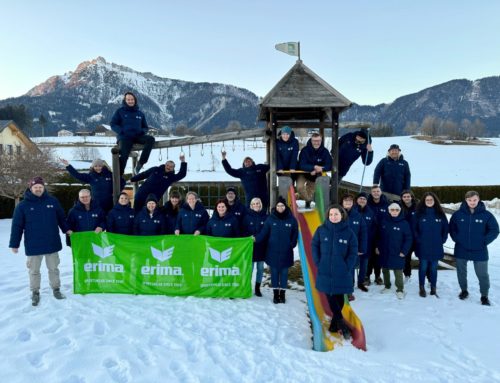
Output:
[134, 207, 165, 236]
[131, 162, 187, 211]
[376, 213, 413, 269]
[356, 204, 377, 254]
[312, 220, 358, 295]
[106, 203, 135, 235]
[67, 201, 106, 232]
[346, 208, 368, 255]
[222, 159, 269, 208]
[110, 101, 149, 140]
[338, 132, 373, 178]
[9, 189, 67, 256]
[255, 208, 298, 269]
[66, 165, 123, 212]
[367, 194, 389, 221]
[242, 209, 268, 262]
[412, 208, 449, 261]
[450, 201, 499, 261]
[298, 138, 333, 181]
[206, 212, 240, 238]
[373, 154, 411, 196]
[276, 130, 299, 171]
[227, 198, 246, 229]
[175, 201, 209, 234]
[162, 201, 181, 234]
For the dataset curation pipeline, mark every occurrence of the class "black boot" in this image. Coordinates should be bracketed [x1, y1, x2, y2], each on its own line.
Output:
[279, 289, 286, 304]
[419, 285, 427, 297]
[430, 287, 437, 296]
[31, 290, 40, 306]
[337, 319, 351, 340]
[255, 282, 262, 297]
[358, 284, 368, 292]
[328, 319, 339, 333]
[273, 289, 280, 304]
[481, 296, 491, 306]
[53, 288, 66, 300]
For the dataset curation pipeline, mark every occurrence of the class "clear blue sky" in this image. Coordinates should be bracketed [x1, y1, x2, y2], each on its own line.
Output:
[1, 0, 499, 105]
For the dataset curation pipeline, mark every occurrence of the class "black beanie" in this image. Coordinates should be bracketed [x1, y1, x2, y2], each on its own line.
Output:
[146, 194, 158, 204]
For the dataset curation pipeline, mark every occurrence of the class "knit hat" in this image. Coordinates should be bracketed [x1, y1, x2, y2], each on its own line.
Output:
[29, 176, 45, 188]
[356, 192, 369, 200]
[356, 130, 367, 140]
[388, 202, 401, 211]
[226, 187, 237, 196]
[92, 159, 104, 167]
[146, 194, 158, 204]
[281, 126, 292, 135]
[388, 144, 401, 151]
[276, 196, 287, 206]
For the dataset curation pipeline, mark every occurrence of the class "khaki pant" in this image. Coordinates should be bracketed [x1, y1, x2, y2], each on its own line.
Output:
[26, 253, 61, 291]
[382, 268, 404, 292]
[296, 174, 316, 202]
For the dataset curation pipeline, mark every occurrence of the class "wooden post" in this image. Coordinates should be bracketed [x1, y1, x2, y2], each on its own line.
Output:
[111, 146, 121, 203]
[330, 109, 340, 204]
[268, 111, 276, 210]
[131, 152, 138, 197]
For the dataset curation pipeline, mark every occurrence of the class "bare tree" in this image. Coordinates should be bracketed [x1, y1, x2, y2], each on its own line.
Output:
[0, 147, 60, 205]
[404, 121, 420, 135]
[72, 146, 100, 161]
[469, 118, 486, 139]
[441, 120, 461, 139]
[420, 116, 441, 137]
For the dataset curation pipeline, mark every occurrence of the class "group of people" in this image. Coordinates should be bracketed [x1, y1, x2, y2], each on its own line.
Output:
[8, 91, 499, 344]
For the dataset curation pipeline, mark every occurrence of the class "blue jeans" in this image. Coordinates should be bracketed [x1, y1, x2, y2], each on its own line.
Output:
[270, 267, 288, 289]
[253, 261, 264, 283]
[419, 259, 438, 287]
[456, 258, 490, 297]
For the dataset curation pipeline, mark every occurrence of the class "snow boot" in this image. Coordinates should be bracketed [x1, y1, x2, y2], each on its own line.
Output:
[419, 285, 427, 297]
[53, 288, 66, 300]
[481, 296, 491, 306]
[279, 289, 286, 304]
[430, 287, 437, 296]
[273, 289, 280, 304]
[254, 282, 262, 297]
[358, 284, 368, 292]
[31, 291, 40, 306]
[375, 277, 384, 286]
[337, 319, 351, 340]
[459, 290, 469, 300]
[328, 319, 339, 333]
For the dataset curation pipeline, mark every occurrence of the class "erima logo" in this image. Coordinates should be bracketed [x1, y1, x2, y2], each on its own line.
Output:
[84, 243, 124, 273]
[338, 239, 347, 244]
[201, 247, 240, 277]
[46, 204, 54, 208]
[142, 246, 183, 276]
[393, 227, 401, 231]
[151, 246, 174, 261]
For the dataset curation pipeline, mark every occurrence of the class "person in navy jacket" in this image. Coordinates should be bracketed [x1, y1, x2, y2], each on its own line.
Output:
[66, 189, 106, 242]
[175, 191, 209, 235]
[399, 190, 418, 281]
[106, 192, 135, 235]
[450, 191, 499, 305]
[110, 91, 155, 175]
[297, 133, 332, 206]
[373, 144, 411, 196]
[366, 186, 388, 285]
[206, 200, 240, 238]
[312, 204, 357, 338]
[355, 192, 377, 290]
[130, 153, 187, 212]
[61, 158, 124, 212]
[162, 190, 182, 235]
[224, 187, 246, 229]
[242, 197, 268, 297]
[134, 194, 165, 235]
[412, 192, 449, 297]
[338, 130, 373, 179]
[376, 203, 413, 299]
[276, 126, 299, 172]
[9, 177, 69, 305]
[254, 197, 298, 304]
[221, 152, 270, 209]
[341, 194, 368, 295]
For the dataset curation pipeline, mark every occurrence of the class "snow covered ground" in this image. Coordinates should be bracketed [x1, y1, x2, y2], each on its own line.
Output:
[2, 135, 499, 382]
[1, 213, 500, 382]
[35, 135, 500, 186]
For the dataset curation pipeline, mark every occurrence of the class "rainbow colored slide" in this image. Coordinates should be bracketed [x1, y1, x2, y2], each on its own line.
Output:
[289, 186, 367, 352]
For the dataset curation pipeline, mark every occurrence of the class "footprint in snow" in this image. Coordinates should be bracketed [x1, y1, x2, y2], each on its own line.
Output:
[17, 329, 31, 342]
[103, 358, 132, 383]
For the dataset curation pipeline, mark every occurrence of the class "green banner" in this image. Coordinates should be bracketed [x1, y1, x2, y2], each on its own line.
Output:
[71, 232, 253, 298]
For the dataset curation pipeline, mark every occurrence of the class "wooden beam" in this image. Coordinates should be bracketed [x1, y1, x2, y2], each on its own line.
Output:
[330, 109, 340, 204]
[272, 121, 371, 130]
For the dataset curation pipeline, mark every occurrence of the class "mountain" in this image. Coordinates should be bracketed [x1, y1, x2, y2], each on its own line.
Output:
[341, 77, 500, 136]
[0, 57, 259, 135]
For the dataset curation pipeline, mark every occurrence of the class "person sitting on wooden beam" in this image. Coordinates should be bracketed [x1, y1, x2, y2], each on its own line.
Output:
[276, 125, 299, 200]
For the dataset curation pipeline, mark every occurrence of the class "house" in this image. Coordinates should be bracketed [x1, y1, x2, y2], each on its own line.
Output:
[0, 120, 40, 155]
[57, 129, 74, 137]
[94, 125, 116, 137]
